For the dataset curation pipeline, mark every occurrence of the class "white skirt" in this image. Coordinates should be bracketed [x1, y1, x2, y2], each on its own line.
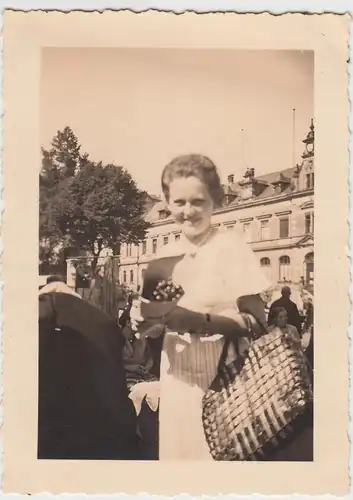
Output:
[159, 331, 242, 461]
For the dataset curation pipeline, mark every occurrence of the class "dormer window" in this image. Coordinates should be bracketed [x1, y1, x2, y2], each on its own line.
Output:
[224, 193, 237, 205]
[272, 173, 291, 194]
[239, 168, 268, 198]
[158, 209, 171, 220]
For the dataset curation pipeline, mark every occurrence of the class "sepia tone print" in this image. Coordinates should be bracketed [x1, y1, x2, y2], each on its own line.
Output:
[38, 48, 314, 462]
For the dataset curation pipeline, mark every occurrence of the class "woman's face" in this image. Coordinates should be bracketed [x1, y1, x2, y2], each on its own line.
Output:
[276, 310, 288, 328]
[167, 176, 214, 242]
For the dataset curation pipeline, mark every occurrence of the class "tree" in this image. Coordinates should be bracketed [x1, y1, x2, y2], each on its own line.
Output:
[41, 126, 86, 181]
[39, 127, 150, 271]
[57, 161, 150, 269]
[39, 126, 84, 271]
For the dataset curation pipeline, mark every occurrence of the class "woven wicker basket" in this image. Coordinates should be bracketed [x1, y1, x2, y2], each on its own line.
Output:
[202, 327, 313, 461]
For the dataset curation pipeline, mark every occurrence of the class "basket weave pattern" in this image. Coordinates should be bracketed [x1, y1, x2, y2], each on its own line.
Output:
[202, 328, 313, 461]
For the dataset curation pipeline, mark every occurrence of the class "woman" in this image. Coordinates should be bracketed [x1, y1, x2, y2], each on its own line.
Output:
[131, 154, 272, 460]
[269, 306, 302, 347]
[264, 306, 313, 461]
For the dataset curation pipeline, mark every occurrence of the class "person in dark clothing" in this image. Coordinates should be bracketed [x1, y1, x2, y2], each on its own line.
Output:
[46, 274, 65, 285]
[303, 299, 314, 379]
[120, 308, 161, 460]
[38, 291, 140, 460]
[267, 286, 302, 335]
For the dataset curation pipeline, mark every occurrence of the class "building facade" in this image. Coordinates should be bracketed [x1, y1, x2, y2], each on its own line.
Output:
[119, 120, 315, 293]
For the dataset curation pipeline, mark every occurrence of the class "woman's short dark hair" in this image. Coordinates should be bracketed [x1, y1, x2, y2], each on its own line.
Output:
[161, 154, 224, 207]
[272, 306, 287, 320]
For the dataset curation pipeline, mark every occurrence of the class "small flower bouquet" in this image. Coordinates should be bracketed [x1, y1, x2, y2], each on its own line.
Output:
[140, 255, 185, 321]
[151, 279, 184, 302]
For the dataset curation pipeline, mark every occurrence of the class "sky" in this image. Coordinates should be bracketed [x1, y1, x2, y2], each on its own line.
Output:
[41, 48, 313, 196]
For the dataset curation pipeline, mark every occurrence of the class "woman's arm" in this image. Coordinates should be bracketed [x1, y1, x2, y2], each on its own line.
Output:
[164, 305, 258, 339]
[165, 294, 267, 339]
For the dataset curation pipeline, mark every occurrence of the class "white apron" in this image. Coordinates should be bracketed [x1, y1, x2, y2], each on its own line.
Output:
[156, 229, 271, 460]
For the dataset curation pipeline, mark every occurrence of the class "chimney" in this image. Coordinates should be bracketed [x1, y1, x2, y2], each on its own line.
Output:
[227, 174, 234, 185]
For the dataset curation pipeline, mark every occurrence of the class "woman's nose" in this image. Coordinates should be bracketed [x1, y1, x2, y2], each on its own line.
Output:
[183, 204, 196, 218]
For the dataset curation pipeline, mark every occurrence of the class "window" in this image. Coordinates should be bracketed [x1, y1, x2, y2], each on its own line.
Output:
[159, 209, 171, 220]
[279, 217, 289, 238]
[305, 174, 310, 189]
[163, 236, 169, 246]
[127, 244, 132, 257]
[260, 257, 270, 267]
[141, 269, 146, 280]
[243, 222, 251, 242]
[123, 270, 127, 283]
[306, 173, 314, 189]
[260, 220, 270, 241]
[175, 234, 181, 241]
[305, 212, 314, 234]
[152, 239, 157, 254]
[260, 257, 271, 281]
[305, 214, 311, 233]
[279, 255, 291, 282]
[305, 252, 314, 286]
[130, 270, 134, 284]
[142, 241, 147, 255]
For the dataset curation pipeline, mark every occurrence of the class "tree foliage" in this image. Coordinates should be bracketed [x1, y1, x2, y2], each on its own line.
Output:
[39, 127, 150, 270]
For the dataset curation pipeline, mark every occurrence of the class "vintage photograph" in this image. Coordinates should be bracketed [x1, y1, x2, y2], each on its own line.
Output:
[3, 10, 350, 495]
[38, 48, 315, 461]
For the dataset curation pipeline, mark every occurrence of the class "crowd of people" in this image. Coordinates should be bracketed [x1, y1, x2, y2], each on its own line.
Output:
[38, 154, 314, 461]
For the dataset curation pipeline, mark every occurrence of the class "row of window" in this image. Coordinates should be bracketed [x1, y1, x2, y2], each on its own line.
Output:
[125, 233, 182, 257]
[243, 212, 314, 242]
[156, 175, 314, 221]
[259, 252, 314, 282]
[122, 259, 287, 284]
[124, 212, 314, 257]
[122, 268, 146, 284]
[149, 233, 180, 255]
[122, 269, 134, 284]
[122, 252, 313, 285]
[260, 255, 291, 282]
[260, 253, 314, 267]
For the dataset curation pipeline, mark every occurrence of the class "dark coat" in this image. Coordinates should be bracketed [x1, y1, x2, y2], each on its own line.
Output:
[38, 292, 139, 460]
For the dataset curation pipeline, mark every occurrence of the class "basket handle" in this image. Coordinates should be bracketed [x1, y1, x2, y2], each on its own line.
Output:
[216, 312, 255, 373]
[217, 337, 240, 373]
